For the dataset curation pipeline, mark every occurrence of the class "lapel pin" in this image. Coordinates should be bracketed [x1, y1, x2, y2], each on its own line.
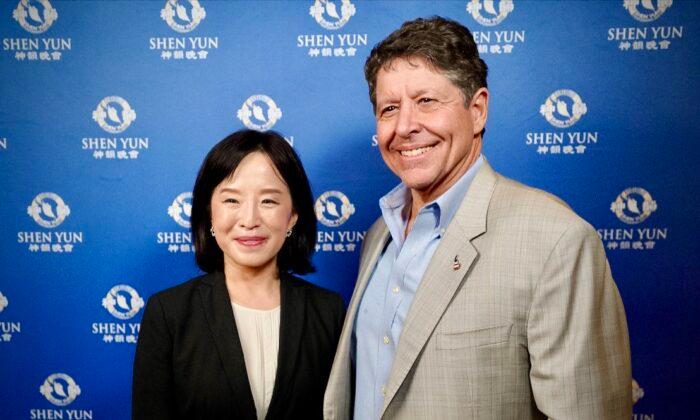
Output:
[452, 255, 461, 271]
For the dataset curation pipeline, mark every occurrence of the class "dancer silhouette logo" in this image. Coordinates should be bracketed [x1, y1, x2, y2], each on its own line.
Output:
[467, 0, 514, 27]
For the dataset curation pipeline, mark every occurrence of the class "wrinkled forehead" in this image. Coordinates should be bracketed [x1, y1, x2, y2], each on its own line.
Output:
[376, 56, 459, 95]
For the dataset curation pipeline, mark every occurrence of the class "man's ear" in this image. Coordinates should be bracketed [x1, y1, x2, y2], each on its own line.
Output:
[469, 87, 489, 136]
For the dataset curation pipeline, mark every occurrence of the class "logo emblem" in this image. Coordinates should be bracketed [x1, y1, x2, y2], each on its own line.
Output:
[92, 96, 136, 134]
[0, 291, 7, 313]
[27, 192, 70, 228]
[632, 378, 645, 404]
[102, 285, 145, 320]
[611, 187, 657, 224]
[539, 89, 587, 128]
[39, 373, 81, 406]
[161, 0, 206, 33]
[12, 0, 58, 34]
[167, 192, 193, 228]
[624, 0, 672, 23]
[315, 191, 355, 227]
[309, 0, 356, 30]
[237, 95, 282, 131]
[466, 0, 514, 26]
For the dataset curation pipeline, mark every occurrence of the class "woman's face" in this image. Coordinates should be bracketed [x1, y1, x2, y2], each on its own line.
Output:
[210, 152, 297, 275]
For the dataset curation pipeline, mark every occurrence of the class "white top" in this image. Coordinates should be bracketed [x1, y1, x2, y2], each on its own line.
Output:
[231, 302, 281, 420]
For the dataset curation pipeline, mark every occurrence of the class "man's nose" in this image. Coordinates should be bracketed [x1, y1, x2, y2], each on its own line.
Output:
[395, 102, 420, 138]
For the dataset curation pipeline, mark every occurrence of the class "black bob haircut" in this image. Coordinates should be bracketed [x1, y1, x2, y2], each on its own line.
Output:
[191, 129, 316, 275]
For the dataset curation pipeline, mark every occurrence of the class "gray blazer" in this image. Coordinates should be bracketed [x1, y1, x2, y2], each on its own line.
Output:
[324, 160, 631, 419]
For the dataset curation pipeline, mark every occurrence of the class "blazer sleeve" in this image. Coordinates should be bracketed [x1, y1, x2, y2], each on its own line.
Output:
[132, 295, 176, 420]
[527, 221, 632, 419]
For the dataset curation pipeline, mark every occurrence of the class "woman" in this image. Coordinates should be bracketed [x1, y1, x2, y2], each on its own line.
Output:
[133, 130, 345, 419]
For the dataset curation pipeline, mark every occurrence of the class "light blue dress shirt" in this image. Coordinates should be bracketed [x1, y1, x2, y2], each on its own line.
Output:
[352, 156, 484, 419]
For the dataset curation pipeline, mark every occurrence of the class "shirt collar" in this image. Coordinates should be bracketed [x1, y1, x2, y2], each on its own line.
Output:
[433, 155, 483, 234]
[379, 155, 484, 246]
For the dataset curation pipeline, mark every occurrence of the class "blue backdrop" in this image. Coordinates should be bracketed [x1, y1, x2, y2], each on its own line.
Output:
[1, 1, 698, 419]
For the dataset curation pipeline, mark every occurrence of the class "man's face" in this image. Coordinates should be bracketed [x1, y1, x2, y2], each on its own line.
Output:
[374, 57, 486, 201]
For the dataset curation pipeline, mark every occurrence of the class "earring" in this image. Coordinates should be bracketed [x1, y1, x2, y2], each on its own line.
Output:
[286, 228, 293, 238]
[210, 226, 215, 237]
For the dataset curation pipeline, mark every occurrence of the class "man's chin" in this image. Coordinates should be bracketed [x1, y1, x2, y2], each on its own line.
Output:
[396, 166, 432, 184]
[400, 177, 435, 194]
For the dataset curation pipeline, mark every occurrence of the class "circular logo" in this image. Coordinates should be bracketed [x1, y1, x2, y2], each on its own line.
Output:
[539, 89, 587, 128]
[632, 378, 645, 404]
[466, 0, 514, 26]
[102, 285, 145, 320]
[236, 95, 283, 131]
[624, 0, 672, 23]
[610, 187, 657, 224]
[0, 291, 8, 313]
[167, 192, 193, 228]
[160, 0, 206, 33]
[315, 190, 355, 227]
[92, 96, 136, 134]
[39, 373, 81, 406]
[309, 0, 356, 30]
[27, 192, 70, 228]
[12, 0, 58, 34]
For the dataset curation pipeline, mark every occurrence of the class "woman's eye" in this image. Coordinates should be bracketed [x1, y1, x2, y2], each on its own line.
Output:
[224, 198, 239, 204]
[262, 199, 278, 205]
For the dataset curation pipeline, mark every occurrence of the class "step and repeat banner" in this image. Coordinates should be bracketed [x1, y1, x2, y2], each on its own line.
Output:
[1, 1, 698, 419]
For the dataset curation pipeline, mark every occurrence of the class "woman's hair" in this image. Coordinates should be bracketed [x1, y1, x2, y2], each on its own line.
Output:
[191, 129, 316, 274]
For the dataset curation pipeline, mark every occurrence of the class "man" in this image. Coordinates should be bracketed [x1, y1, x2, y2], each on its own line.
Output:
[324, 16, 631, 419]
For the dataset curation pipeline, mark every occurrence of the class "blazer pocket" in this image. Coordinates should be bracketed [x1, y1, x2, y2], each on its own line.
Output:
[436, 324, 513, 350]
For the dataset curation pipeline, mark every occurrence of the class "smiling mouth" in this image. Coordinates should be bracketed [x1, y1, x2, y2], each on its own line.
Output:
[399, 145, 435, 157]
[235, 237, 266, 247]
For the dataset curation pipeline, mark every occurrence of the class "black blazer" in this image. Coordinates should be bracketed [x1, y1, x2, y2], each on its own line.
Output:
[132, 271, 345, 419]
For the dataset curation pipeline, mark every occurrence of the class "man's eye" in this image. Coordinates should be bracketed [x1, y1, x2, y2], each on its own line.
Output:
[418, 97, 434, 104]
[381, 105, 397, 115]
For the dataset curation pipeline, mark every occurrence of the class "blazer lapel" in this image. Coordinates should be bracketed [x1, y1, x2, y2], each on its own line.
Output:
[325, 219, 391, 418]
[266, 274, 306, 417]
[381, 160, 499, 416]
[198, 272, 257, 418]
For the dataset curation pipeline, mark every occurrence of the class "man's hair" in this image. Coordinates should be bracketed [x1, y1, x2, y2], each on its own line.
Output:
[191, 129, 316, 275]
[364, 16, 488, 111]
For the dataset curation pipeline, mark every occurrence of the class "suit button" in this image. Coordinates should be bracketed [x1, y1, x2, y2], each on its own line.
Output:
[392, 286, 399, 294]
[381, 385, 386, 396]
[383, 335, 390, 344]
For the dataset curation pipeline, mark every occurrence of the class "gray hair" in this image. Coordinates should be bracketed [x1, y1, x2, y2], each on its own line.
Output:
[364, 16, 488, 111]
